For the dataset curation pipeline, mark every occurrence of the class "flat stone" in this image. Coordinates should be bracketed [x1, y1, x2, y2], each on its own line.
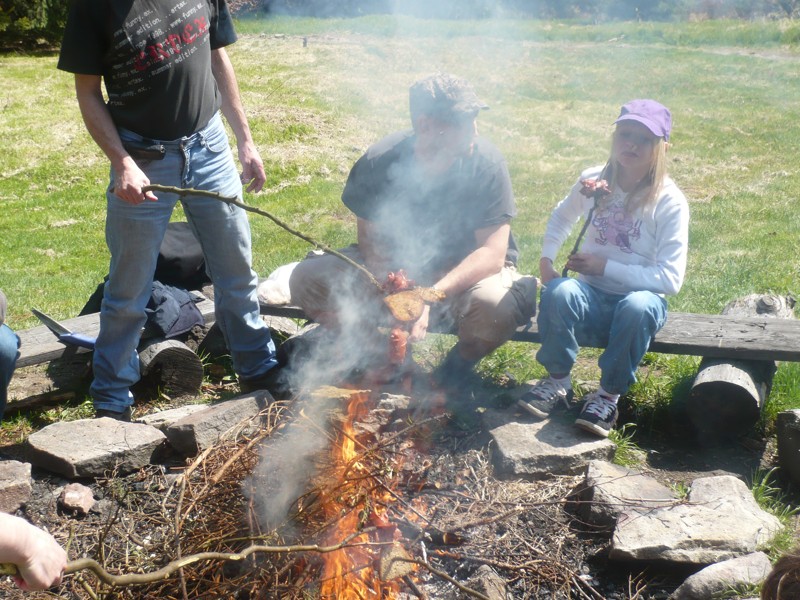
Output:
[59, 482, 95, 515]
[26, 418, 167, 478]
[137, 404, 210, 430]
[611, 475, 782, 565]
[0, 460, 32, 513]
[670, 552, 772, 600]
[164, 393, 268, 456]
[571, 460, 677, 531]
[489, 416, 615, 478]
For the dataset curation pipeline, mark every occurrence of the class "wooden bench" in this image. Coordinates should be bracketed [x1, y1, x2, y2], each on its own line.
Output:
[258, 304, 800, 363]
[16, 298, 800, 369]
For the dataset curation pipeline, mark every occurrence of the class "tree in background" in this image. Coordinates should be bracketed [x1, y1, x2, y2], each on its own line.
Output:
[0, 0, 68, 49]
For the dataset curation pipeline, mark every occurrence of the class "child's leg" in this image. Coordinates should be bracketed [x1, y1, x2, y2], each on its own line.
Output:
[536, 277, 606, 377]
[598, 290, 667, 395]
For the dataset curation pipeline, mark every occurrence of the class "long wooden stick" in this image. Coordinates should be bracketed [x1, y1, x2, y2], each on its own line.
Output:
[142, 184, 383, 291]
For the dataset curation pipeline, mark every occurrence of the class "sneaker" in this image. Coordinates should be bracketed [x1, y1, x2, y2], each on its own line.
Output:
[517, 378, 573, 419]
[574, 391, 619, 437]
[239, 366, 292, 400]
[95, 407, 133, 422]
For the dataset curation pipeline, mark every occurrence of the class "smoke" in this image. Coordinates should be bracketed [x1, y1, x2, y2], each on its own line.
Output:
[245, 265, 393, 532]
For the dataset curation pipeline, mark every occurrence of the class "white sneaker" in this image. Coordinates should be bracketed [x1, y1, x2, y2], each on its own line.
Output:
[517, 377, 573, 419]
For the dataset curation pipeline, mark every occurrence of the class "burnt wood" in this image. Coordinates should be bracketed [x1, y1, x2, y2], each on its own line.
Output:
[259, 304, 800, 362]
[16, 297, 216, 369]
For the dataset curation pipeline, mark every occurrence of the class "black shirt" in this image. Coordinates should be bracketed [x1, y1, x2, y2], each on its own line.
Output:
[343, 131, 517, 284]
[58, 0, 237, 140]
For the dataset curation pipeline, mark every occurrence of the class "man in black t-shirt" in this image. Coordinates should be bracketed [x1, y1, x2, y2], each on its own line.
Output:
[289, 73, 537, 385]
[58, 0, 283, 420]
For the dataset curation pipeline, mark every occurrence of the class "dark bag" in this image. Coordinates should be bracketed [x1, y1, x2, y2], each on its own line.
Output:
[155, 222, 210, 290]
[80, 222, 211, 315]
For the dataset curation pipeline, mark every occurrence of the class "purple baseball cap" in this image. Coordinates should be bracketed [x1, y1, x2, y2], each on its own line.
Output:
[614, 99, 672, 141]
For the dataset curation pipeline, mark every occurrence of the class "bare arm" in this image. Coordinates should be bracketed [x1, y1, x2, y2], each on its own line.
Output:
[0, 514, 66, 591]
[433, 222, 510, 297]
[211, 48, 266, 193]
[74, 74, 156, 204]
[413, 222, 510, 342]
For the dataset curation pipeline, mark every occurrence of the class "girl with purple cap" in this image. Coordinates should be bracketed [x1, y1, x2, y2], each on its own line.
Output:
[518, 99, 690, 438]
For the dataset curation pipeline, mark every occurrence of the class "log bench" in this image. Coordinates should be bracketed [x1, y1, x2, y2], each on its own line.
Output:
[259, 301, 800, 437]
[257, 304, 800, 362]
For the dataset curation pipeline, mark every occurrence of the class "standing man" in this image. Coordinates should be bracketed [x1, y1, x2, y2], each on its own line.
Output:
[289, 73, 537, 385]
[58, 0, 281, 420]
[0, 290, 19, 421]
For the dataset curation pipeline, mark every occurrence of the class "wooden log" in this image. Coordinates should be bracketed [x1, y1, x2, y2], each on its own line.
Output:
[136, 338, 204, 399]
[688, 294, 795, 437]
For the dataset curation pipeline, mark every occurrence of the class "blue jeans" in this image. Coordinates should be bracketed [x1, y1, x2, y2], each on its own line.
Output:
[536, 278, 667, 395]
[91, 112, 277, 412]
[0, 324, 20, 421]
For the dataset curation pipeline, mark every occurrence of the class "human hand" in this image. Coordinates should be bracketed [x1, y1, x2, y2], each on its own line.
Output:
[409, 304, 430, 342]
[113, 159, 158, 204]
[564, 252, 607, 277]
[539, 257, 560, 284]
[238, 141, 267, 193]
[3, 517, 66, 591]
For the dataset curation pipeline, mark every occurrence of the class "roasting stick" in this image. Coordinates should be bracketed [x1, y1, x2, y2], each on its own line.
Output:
[143, 184, 384, 291]
[143, 184, 444, 323]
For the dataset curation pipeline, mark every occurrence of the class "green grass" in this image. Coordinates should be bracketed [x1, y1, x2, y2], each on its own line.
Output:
[2, 15, 800, 437]
[750, 467, 799, 558]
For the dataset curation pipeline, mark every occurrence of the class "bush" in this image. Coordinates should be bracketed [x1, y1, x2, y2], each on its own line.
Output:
[0, 0, 68, 48]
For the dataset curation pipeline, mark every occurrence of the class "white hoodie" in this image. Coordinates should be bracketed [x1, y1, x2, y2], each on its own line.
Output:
[541, 165, 690, 296]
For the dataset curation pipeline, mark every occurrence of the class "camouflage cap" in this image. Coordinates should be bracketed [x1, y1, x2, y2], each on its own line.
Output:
[409, 73, 489, 122]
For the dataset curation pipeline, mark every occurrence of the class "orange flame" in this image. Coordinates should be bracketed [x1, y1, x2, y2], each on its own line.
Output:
[318, 391, 404, 599]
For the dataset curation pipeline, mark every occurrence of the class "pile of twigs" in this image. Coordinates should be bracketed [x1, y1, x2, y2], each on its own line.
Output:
[7, 390, 610, 599]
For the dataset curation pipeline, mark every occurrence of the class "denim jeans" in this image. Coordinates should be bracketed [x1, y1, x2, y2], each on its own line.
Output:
[536, 277, 667, 395]
[0, 324, 20, 420]
[91, 112, 277, 412]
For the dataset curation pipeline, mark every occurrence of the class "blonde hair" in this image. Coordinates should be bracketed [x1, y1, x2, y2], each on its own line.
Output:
[602, 133, 668, 215]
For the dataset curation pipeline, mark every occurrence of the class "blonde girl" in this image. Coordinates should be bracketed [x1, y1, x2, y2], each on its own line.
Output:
[519, 99, 690, 437]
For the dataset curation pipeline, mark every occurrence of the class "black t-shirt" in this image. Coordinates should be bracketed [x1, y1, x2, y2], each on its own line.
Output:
[342, 131, 518, 284]
[58, 0, 237, 140]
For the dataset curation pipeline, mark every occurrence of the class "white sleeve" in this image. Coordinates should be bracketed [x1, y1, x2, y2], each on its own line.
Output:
[541, 169, 599, 261]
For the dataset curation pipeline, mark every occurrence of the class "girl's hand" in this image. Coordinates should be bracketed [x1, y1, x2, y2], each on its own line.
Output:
[539, 257, 560, 284]
[565, 252, 607, 276]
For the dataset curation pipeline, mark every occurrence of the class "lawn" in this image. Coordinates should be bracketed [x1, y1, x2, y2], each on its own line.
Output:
[1, 16, 799, 426]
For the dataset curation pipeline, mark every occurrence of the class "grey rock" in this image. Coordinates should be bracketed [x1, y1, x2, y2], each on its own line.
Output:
[611, 475, 782, 564]
[26, 418, 167, 478]
[165, 393, 268, 456]
[137, 404, 210, 430]
[490, 418, 615, 478]
[571, 460, 677, 531]
[0, 460, 32, 513]
[59, 482, 95, 515]
[461, 565, 507, 600]
[670, 552, 772, 600]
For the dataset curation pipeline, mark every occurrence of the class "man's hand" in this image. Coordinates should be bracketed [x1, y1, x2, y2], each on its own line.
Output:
[409, 304, 430, 342]
[113, 159, 158, 205]
[564, 252, 607, 276]
[238, 141, 266, 193]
